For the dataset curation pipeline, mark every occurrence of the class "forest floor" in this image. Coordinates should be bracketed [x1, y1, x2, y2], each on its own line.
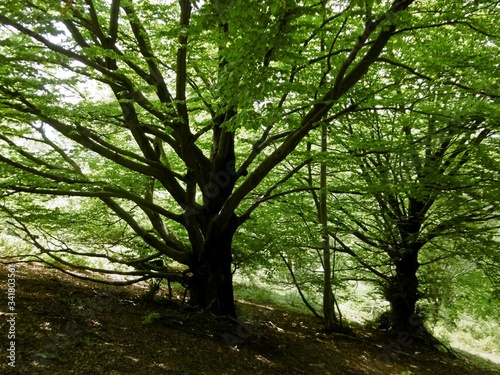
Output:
[0, 264, 499, 375]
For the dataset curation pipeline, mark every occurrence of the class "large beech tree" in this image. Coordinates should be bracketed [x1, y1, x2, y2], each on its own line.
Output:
[325, 0, 500, 332]
[328, 82, 499, 333]
[1, 0, 491, 317]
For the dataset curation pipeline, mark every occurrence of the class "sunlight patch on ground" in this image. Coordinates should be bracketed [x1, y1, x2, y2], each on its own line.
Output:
[237, 298, 275, 310]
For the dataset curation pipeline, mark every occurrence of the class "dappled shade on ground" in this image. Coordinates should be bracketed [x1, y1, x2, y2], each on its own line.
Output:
[0, 264, 498, 375]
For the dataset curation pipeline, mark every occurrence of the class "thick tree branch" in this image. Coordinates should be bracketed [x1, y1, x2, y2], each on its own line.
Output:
[1, 90, 187, 204]
[176, 0, 191, 125]
[100, 197, 189, 264]
[330, 235, 391, 281]
[122, 3, 174, 106]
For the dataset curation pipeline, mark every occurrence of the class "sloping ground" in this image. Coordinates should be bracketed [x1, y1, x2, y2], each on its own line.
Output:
[0, 264, 498, 375]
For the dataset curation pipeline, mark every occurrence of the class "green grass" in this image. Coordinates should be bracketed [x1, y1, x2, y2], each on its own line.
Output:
[233, 281, 320, 314]
[431, 314, 500, 369]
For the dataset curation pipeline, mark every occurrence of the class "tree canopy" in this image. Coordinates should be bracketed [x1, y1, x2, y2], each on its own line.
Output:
[1, 0, 499, 332]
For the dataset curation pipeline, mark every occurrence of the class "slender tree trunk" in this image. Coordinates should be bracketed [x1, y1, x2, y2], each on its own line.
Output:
[320, 122, 338, 332]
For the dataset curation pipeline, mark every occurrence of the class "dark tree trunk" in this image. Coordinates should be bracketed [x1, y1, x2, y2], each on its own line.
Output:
[188, 215, 238, 316]
[385, 248, 423, 334]
[187, 151, 239, 316]
[185, 119, 239, 316]
[384, 198, 428, 335]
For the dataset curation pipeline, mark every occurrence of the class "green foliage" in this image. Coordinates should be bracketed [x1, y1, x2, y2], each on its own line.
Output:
[234, 280, 316, 312]
[433, 315, 500, 366]
[142, 312, 161, 325]
[0, 0, 499, 332]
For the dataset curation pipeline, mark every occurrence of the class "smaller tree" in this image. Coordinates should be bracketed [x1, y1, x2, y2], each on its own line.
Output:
[330, 98, 499, 334]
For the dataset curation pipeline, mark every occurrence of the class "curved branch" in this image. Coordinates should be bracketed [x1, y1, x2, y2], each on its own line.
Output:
[331, 235, 391, 281]
[280, 253, 323, 319]
[100, 197, 189, 264]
